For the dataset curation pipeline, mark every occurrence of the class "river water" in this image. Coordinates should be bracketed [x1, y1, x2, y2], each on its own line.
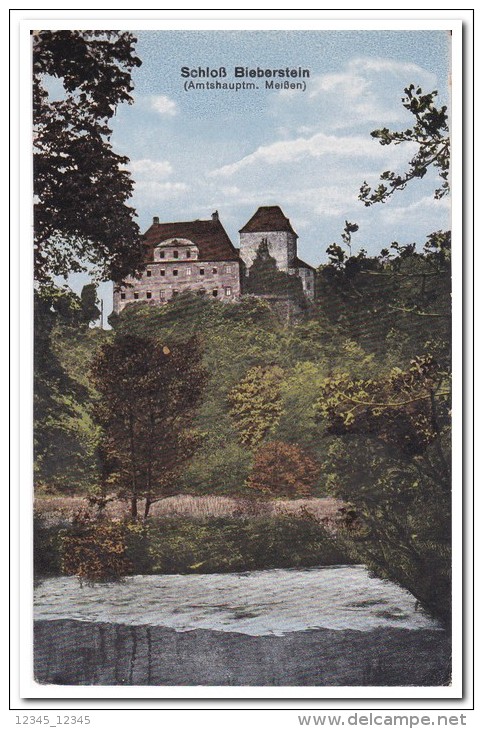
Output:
[34, 566, 450, 686]
[34, 565, 441, 635]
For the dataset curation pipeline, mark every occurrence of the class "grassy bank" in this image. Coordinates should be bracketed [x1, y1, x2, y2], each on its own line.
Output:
[34, 513, 351, 579]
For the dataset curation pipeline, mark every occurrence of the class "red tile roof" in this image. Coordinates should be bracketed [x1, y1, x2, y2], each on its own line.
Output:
[239, 206, 298, 236]
[142, 216, 240, 262]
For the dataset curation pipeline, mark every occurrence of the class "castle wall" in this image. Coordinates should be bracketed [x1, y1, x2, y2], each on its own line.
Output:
[296, 266, 315, 300]
[239, 231, 297, 273]
[113, 260, 240, 314]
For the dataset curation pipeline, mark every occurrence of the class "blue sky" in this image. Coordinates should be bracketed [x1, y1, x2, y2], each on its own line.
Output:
[90, 29, 451, 313]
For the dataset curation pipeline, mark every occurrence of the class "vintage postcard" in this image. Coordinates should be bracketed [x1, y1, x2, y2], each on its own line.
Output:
[17, 13, 464, 701]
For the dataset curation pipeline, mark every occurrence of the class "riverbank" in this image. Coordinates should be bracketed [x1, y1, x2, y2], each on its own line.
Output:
[34, 619, 451, 686]
[34, 513, 350, 577]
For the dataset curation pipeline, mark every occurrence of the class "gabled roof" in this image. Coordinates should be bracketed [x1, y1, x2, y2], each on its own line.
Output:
[239, 206, 298, 237]
[143, 216, 240, 262]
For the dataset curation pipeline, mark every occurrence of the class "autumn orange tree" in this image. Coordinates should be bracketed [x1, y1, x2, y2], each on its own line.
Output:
[247, 441, 320, 497]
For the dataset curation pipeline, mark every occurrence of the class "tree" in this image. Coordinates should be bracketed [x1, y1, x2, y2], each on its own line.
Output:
[33, 30, 143, 285]
[80, 284, 101, 324]
[91, 334, 206, 518]
[228, 365, 285, 448]
[247, 441, 320, 497]
[311, 85, 452, 626]
[359, 85, 449, 206]
[34, 288, 101, 491]
[316, 338, 451, 626]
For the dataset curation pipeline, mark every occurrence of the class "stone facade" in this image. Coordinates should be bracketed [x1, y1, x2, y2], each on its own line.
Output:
[288, 259, 315, 300]
[240, 206, 315, 300]
[113, 213, 241, 314]
[239, 230, 298, 272]
[113, 206, 316, 313]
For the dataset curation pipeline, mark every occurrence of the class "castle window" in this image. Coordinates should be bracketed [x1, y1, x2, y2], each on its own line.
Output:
[173, 250, 179, 259]
[159, 291, 165, 301]
[120, 292, 126, 300]
[225, 265, 232, 274]
[159, 251, 165, 259]
[306, 281, 311, 290]
[212, 267, 218, 274]
[173, 269, 178, 277]
[225, 287, 232, 297]
[172, 290, 179, 298]
[186, 268, 192, 276]
[199, 268, 205, 276]
[147, 269, 152, 277]
[134, 292, 139, 300]
[212, 289, 218, 297]
[146, 291, 152, 299]
[186, 250, 191, 258]
[160, 269, 166, 276]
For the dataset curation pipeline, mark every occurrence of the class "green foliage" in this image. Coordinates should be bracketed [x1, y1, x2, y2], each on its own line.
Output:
[318, 355, 450, 456]
[34, 290, 102, 492]
[247, 441, 320, 497]
[274, 361, 328, 453]
[359, 85, 450, 206]
[317, 352, 451, 625]
[228, 365, 285, 447]
[80, 284, 101, 324]
[33, 30, 143, 285]
[181, 439, 253, 495]
[324, 435, 451, 625]
[36, 514, 350, 577]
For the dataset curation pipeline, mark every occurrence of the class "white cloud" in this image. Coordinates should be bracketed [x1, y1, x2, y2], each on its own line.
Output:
[209, 131, 395, 178]
[274, 56, 438, 132]
[130, 158, 173, 179]
[151, 94, 178, 116]
[351, 57, 437, 83]
[128, 157, 188, 202]
[378, 195, 451, 226]
[133, 180, 189, 202]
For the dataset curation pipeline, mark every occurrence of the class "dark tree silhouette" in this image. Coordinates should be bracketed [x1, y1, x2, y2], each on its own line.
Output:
[91, 334, 207, 518]
[33, 30, 144, 285]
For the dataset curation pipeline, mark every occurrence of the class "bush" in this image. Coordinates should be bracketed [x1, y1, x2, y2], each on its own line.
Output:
[35, 514, 351, 578]
[247, 441, 320, 497]
[58, 511, 132, 583]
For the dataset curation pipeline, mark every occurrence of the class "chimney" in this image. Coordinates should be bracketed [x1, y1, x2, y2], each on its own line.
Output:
[212, 210, 219, 221]
[153, 216, 159, 225]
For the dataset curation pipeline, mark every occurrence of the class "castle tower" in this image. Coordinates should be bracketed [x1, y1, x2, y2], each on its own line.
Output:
[239, 205, 315, 299]
[239, 206, 298, 273]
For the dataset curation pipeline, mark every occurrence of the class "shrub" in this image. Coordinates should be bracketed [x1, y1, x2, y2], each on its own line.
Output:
[59, 511, 131, 583]
[247, 441, 320, 497]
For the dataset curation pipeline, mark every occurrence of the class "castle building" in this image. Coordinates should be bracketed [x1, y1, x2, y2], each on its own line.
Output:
[113, 205, 315, 313]
[239, 206, 315, 300]
[113, 212, 241, 314]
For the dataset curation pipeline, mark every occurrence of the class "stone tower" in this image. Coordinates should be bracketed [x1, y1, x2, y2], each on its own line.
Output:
[239, 205, 315, 299]
[239, 205, 298, 272]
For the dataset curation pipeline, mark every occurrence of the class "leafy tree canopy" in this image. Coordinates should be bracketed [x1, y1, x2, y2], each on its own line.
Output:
[33, 30, 143, 285]
[91, 333, 207, 518]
